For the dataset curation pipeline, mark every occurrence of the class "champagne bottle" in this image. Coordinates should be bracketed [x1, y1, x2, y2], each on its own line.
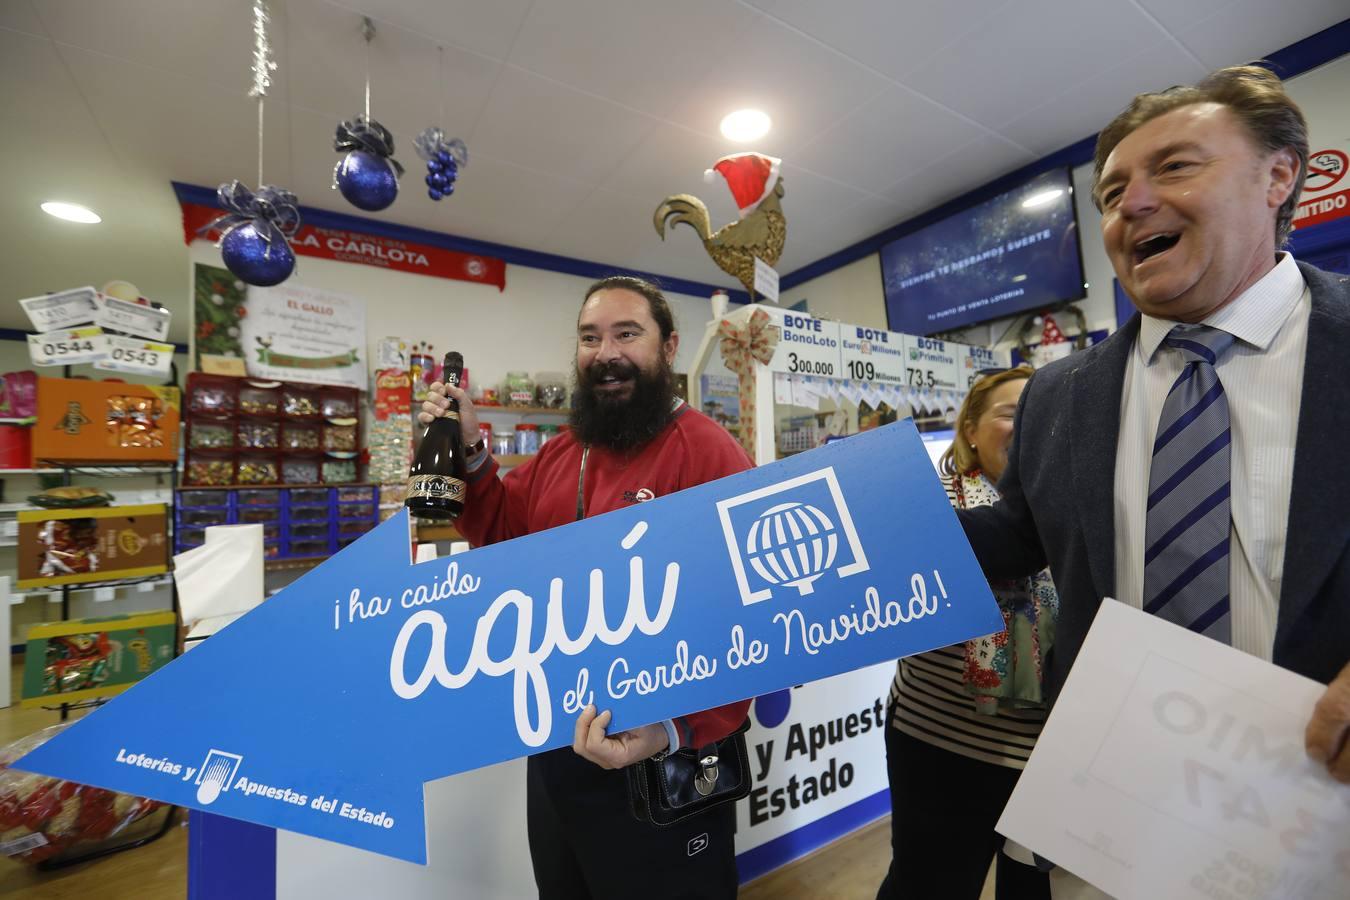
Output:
[406, 351, 467, 520]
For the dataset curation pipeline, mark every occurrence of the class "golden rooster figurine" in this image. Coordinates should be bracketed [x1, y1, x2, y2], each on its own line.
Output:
[654, 153, 786, 301]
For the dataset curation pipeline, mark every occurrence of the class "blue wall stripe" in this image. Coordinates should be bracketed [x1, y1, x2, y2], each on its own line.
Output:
[173, 182, 751, 305]
[735, 788, 892, 885]
[188, 810, 276, 900]
[779, 16, 1350, 292]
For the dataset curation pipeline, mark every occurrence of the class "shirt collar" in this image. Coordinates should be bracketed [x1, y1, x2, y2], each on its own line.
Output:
[1136, 252, 1306, 364]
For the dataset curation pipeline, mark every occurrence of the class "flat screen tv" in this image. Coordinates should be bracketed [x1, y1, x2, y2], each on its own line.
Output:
[880, 168, 1086, 335]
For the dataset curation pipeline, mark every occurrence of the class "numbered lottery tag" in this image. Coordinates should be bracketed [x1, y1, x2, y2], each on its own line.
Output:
[95, 294, 171, 341]
[18, 287, 100, 332]
[28, 326, 109, 367]
[94, 335, 174, 376]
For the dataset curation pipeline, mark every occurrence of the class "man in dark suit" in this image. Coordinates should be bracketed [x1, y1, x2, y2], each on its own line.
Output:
[959, 65, 1350, 784]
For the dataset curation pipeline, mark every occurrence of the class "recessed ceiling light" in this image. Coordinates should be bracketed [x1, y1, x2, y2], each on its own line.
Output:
[1021, 189, 1064, 209]
[41, 201, 101, 224]
[720, 109, 771, 143]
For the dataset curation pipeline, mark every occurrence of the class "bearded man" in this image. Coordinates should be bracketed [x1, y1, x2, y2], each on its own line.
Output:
[420, 275, 753, 900]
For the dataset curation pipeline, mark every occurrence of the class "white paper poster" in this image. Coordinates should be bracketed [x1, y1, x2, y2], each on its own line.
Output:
[238, 281, 368, 391]
[998, 601, 1350, 900]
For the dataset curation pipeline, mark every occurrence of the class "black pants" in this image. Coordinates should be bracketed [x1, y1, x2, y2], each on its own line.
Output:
[527, 747, 739, 900]
[877, 720, 1051, 900]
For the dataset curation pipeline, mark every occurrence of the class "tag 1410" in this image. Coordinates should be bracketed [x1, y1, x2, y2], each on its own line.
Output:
[18, 287, 100, 332]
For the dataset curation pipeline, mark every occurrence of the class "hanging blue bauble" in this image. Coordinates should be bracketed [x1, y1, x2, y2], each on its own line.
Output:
[414, 127, 468, 204]
[335, 150, 399, 212]
[196, 182, 302, 288]
[220, 222, 296, 287]
[333, 116, 404, 212]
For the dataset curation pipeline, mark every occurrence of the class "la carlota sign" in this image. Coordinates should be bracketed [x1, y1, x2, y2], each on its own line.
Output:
[18, 421, 1002, 864]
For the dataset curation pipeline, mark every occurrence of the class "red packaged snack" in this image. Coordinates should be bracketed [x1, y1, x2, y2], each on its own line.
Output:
[0, 725, 165, 865]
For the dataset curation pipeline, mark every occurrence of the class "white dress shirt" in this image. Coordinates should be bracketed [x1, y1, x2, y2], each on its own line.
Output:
[1112, 253, 1310, 660]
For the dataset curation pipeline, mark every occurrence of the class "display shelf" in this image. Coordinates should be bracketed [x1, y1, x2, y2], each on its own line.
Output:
[0, 468, 65, 476]
[264, 555, 328, 572]
[415, 524, 463, 542]
[476, 405, 568, 416]
[32, 463, 176, 476]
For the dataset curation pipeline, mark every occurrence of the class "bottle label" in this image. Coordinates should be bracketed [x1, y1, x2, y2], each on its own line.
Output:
[408, 474, 466, 503]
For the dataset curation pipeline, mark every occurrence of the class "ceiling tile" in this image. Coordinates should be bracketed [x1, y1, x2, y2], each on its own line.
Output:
[1134, 0, 1237, 33]
[1176, 0, 1349, 71]
[57, 43, 298, 188]
[283, 0, 499, 132]
[746, 0, 1012, 84]
[995, 42, 1210, 155]
[33, 0, 291, 99]
[880, 134, 1035, 208]
[662, 12, 892, 153]
[599, 123, 748, 226]
[507, 0, 760, 119]
[796, 85, 989, 194]
[901, 0, 1163, 130]
[0, 2, 47, 36]
[320, 0, 535, 62]
[470, 65, 659, 186]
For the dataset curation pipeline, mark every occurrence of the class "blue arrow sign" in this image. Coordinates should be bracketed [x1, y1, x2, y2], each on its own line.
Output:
[16, 421, 1002, 864]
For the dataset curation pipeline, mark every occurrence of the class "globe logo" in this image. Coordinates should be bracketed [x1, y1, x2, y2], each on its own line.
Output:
[745, 501, 838, 596]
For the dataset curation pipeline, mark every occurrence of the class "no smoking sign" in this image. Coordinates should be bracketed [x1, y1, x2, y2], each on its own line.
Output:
[1305, 149, 1347, 193]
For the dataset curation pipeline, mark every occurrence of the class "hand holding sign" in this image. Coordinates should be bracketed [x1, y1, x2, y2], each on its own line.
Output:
[1305, 659, 1350, 783]
[573, 706, 668, 770]
[15, 421, 1002, 864]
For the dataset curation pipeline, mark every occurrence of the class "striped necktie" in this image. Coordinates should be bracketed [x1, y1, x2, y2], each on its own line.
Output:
[1143, 324, 1237, 643]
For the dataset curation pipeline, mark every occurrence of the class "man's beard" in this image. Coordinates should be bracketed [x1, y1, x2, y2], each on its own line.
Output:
[569, 358, 677, 452]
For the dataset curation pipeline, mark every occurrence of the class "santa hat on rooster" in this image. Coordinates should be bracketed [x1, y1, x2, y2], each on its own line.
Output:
[704, 152, 781, 220]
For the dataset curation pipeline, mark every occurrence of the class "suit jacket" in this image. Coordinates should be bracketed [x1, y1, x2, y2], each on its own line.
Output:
[960, 262, 1350, 702]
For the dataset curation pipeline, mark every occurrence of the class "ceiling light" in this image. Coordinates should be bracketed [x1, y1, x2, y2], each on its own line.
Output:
[41, 201, 101, 224]
[720, 109, 771, 143]
[1021, 189, 1064, 209]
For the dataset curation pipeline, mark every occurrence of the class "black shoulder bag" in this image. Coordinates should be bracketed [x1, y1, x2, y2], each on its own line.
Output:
[625, 719, 752, 827]
[574, 448, 752, 826]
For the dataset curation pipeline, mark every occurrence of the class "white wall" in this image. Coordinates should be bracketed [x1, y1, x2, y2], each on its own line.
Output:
[780, 254, 887, 330]
[779, 52, 1350, 347]
[186, 243, 720, 393]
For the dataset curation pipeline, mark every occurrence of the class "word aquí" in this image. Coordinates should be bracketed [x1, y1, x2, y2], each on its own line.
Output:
[773, 571, 948, 656]
[389, 521, 679, 746]
[336, 560, 482, 630]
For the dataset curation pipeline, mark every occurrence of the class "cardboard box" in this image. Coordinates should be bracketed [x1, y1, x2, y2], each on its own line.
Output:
[21, 610, 176, 708]
[33, 377, 180, 463]
[16, 504, 168, 588]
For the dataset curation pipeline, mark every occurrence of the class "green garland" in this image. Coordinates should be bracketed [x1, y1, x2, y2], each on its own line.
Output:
[193, 264, 248, 365]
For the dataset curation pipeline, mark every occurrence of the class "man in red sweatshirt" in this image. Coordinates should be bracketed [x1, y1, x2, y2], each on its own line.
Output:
[420, 275, 753, 899]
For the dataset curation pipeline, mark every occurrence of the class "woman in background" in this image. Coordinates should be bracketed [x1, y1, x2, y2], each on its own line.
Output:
[877, 365, 1055, 900]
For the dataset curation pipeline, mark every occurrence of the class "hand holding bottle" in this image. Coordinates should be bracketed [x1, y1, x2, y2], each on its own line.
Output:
[407, 352, 470, 520]
[419, 380, 481, 442]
